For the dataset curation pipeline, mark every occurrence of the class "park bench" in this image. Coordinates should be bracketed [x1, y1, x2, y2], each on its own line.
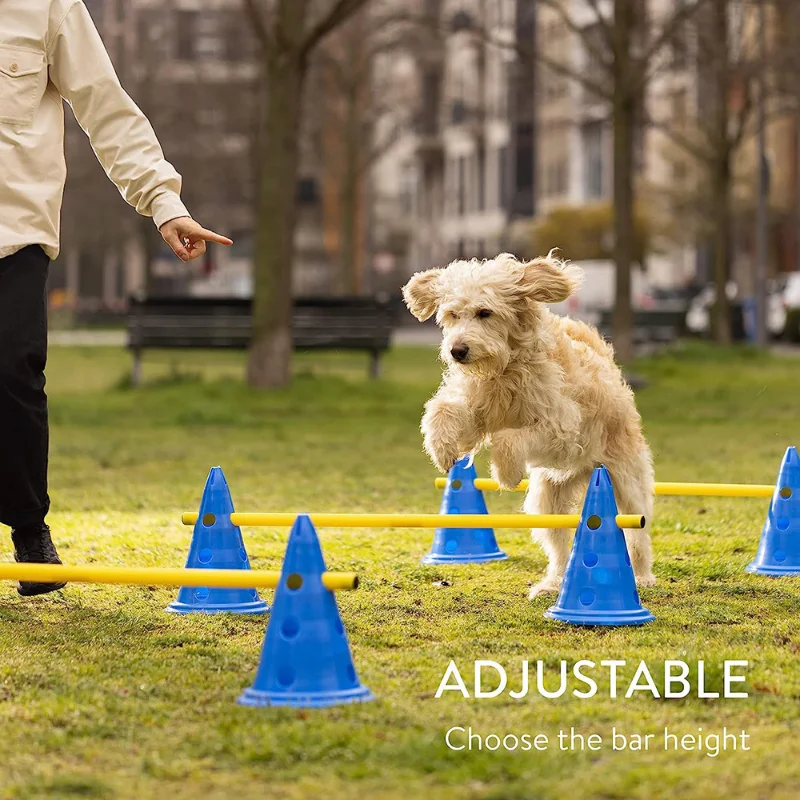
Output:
[126, 295, 393, 385]
[596, 308, 686, 346]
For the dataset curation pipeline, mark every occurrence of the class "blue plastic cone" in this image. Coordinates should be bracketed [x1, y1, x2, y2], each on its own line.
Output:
[422, 457, 508, 565]
[545, 466, 655, 626]
[238, 514, 373, 708]
[746, 446, 800, 576]
[166, 467, 268, 615]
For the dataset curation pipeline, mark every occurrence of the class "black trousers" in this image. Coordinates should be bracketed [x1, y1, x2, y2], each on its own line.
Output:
[0, 245, 50, 528]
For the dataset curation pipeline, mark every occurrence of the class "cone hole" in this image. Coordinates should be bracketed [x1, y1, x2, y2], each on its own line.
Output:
[587, 515, 602, 530]
[583, 552, 598, 568]
[451, 479, 462, 490]
[281, 616, 300, 639]
[445, 539, 458, 553]
[780, 487, 792, 499]
[277, 666, 295, 688]
[195, 587, 209, 601]
[238, 547, 248, 563]
[347, 665, 357, 685]
[202, 513, 216, 527]
[198, 548, 213, 564]
[286, 574, 303, 590]
[579, 589, 595, 606]
[774, 550, 787, 563]
[777, 517, 791, 531]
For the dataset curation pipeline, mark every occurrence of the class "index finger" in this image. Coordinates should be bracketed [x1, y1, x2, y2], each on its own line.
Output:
[196, 227, 234, 246]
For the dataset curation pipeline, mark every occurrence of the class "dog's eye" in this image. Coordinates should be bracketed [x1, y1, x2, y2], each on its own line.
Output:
[477, 309, 493, 319]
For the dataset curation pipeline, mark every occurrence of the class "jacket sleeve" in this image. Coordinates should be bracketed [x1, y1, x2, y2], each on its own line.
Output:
[47, 1, 191, 229]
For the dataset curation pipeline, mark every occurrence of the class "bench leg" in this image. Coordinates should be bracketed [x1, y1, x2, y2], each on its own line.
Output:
[131, 350, 142, 387]
[369, 350, 381, 380]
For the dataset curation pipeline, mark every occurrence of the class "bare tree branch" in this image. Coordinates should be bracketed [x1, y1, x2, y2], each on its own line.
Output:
[537, 0, 613, 74]
[638, 0, 705, 87]
[646, 113, 710, 163]
[584, 0, 615, 52]
[242, 0, 272, 52]
[300, 0, 373, 61]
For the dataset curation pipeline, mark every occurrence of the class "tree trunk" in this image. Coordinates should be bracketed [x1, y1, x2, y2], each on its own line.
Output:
[339, 87, 361, 294]
[612, 0, 636, 365]
[710, 152, 732, 344]
[710, 0, 732, 344]
[247, 52, 308, 388]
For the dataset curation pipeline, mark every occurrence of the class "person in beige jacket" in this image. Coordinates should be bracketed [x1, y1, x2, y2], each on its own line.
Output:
[1, 0, 233, 596]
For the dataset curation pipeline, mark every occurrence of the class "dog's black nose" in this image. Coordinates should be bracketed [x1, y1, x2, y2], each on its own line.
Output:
[450, 344, 470, 363]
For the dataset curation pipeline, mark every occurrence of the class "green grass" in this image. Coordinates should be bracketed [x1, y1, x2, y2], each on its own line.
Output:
[1, 341, 800, 799]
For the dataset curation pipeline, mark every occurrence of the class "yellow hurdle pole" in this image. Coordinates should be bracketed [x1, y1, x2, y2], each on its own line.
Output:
[0, 564, 359, 591]
[433, 477, 775, 498]
[182, 512, 646, 529]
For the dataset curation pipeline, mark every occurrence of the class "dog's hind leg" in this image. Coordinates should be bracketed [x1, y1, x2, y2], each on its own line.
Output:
[526, 470, 590, 598]
[606, 449, 656, 587]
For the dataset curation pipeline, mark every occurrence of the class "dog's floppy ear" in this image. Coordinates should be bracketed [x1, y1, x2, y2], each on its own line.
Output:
[402, 268, 444, 321]
[518, 253, 582, 304]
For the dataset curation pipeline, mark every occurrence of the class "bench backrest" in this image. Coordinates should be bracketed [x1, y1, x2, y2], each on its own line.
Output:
[127, 296, 393, 350]
[596, 308, 685, 344]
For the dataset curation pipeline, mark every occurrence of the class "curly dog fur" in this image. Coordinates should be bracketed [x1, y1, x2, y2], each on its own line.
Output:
[402, 252, 655, 598]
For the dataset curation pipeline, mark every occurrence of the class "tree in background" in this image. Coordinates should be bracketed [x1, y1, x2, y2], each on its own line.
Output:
[649, 0, 800, 343]
[242, 0, 375, 389]
[313, 5, 417, 294]
[527, 0, 703, 362]
[531, 202, 659, 267]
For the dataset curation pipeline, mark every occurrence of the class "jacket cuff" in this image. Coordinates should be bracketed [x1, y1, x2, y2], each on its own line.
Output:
[151, 193, 191, 230]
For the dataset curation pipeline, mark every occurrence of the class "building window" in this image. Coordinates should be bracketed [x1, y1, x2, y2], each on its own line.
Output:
[400, 163, 415, 214]
[176, 11, 197, 61]
[139, 12, 171, 61]
[458, 156, 466, 216]
[498, 145, 508, 209]
[544, 157, 568, 198]
[671, 0, 688, 70]
[672, 89, 688, 124]
[477, 148, 486, 212]
[177, 11, 223, 61]
[582, 121, 604, 199]
[582, 23, 607, 103]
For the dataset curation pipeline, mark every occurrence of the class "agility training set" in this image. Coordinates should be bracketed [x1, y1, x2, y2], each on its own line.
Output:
[0, 448, 797, 708]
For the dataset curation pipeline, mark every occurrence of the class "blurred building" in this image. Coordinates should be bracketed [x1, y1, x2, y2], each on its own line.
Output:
[535, 0, 800, 295]
[57, 0, 334, 310]
[370, 0, 535, 288]
[535, 0, 698, 290]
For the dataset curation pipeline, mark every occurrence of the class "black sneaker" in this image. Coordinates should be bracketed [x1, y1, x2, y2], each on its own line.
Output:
[11, 523, 67, 596]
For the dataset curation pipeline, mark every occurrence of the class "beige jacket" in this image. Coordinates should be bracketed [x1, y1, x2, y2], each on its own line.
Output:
[0, 0, 189, 260]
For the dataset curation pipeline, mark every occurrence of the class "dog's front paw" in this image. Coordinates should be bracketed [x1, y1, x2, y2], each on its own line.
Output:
[635, 573, 657, 588]
[425, 437, 462, 474]
[490, 460, 525, 491]
[528, 579, 562, 599]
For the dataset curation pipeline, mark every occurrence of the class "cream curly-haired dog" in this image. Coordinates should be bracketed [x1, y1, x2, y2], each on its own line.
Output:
[403, 252, 655, 597]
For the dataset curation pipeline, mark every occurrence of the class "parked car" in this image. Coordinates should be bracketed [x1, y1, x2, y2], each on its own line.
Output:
[685, 281, 788, 340]
[782, 272, 800, 342]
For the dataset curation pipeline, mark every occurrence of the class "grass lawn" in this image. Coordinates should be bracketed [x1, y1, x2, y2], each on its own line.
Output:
[1, 342, 799, 799]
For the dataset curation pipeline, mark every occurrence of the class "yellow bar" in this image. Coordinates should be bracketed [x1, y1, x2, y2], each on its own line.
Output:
[654, 482, 774, 498]
[434, 478, 776, 498]
[0, 564, 358, 591]
[182, 512, 645, 529]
